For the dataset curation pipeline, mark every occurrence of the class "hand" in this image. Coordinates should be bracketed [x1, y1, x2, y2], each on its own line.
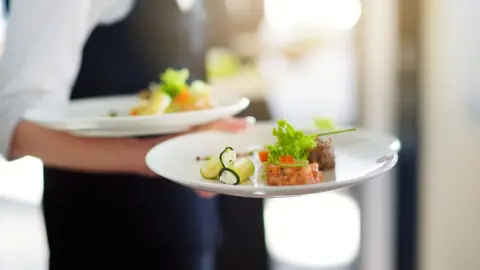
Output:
[140, 116, 255, 149]
[9, 117, 253, 179]
[141, 116, 255, 199]
[187, 116, 255, 133]
[194, 190, 217, 199]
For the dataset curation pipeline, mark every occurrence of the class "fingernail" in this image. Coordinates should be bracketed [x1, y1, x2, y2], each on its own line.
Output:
[245, 116, 257, 125]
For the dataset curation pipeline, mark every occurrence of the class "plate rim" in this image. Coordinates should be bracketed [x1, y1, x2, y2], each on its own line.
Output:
[23, 94, 250, 128]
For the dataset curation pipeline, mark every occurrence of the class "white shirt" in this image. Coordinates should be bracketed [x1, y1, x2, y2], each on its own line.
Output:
[0, 0, 135, 157]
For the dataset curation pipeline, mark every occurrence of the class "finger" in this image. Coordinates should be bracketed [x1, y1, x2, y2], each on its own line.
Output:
[206, 117, 248, 132]
[194, 190, 217, 199]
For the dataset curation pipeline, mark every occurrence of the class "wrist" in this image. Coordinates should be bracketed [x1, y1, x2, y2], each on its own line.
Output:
[124, 137, 169, 176]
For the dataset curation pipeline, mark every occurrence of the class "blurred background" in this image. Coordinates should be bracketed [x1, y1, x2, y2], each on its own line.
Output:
[0, 0, 479, 269]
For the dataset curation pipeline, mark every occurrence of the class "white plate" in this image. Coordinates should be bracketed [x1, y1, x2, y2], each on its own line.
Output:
[23, 94, 250, 136]
[145, 122, 401, 198]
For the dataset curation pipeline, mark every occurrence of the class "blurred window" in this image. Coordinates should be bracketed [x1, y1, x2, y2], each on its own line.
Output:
[264, 193, 361, 268]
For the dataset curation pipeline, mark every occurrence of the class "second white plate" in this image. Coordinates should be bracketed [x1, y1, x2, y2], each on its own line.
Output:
[23, 94, 250, 137]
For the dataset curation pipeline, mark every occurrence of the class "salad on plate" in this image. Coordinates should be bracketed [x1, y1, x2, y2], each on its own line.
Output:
[112, 68, 215, 117]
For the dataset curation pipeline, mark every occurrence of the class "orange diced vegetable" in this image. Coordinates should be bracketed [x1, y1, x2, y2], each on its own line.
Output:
[130, 108, 139, 116]
[174, 87, 190, 103]
[279, 155, 294, 164]
[258, 151, 269, 163]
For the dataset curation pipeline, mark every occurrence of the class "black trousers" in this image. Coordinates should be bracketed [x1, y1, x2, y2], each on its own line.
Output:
[42, 168, 220, 270]
[48, 250, 216, 270]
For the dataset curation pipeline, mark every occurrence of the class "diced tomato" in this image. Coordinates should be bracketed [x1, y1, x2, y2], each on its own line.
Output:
[258, 151, 269, 163]
[279, 155, 294, 164]
[129, 108, 139, 116]
[174, 87, 190, 103]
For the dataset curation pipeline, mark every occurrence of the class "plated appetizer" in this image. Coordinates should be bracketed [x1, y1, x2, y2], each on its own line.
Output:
[122, 68, 215, 116]
[198, 119, 355, 186]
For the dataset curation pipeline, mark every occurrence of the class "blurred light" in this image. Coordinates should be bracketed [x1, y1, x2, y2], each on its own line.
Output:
[0, 156, 44, 206]
[176, 0, 195, 12]
[470, 88, 480, 125]
[0, 0, 5, 57]
[264, 0, 362, 31]
[225, 0, 253, 23]
[264, 193, 360, 268]
[206, 48, 241, 80]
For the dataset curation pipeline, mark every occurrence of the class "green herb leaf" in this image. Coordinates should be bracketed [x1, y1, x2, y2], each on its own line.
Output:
[317, 127, 357, 137]
[159, 68, 189, 97]
[313, 117, 336, 130]
[267, 119, 317, 163]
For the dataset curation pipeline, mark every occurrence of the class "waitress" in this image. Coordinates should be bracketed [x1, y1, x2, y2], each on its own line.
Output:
[0, 0, 249, 269]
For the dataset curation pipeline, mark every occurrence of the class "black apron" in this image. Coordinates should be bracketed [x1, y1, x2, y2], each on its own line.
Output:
[42, 1, 219, 269]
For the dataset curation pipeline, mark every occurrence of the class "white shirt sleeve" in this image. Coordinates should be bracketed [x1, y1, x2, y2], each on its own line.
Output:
[0, 0, 133, 158]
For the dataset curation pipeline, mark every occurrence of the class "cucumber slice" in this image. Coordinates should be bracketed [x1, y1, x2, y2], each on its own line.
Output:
[218, 168, 238, 185]
[219, 147, 237, 167]
[219, 158, 255, 185]
[200, 147, 237, 179]
[200, 158, 223, 179]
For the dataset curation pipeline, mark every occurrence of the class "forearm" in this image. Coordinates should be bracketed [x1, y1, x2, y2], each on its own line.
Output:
[9, 121, 153, 175]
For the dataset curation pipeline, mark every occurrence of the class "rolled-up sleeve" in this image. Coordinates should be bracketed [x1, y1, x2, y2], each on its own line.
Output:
[0, 0, 100, 158]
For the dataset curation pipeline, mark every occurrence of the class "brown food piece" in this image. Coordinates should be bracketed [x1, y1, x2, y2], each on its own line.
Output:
[265, 163, 323, 186]
[308, 137, 335, 170]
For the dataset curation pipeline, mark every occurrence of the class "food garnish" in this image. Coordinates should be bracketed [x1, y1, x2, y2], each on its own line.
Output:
[316, 128, 357, 137]
[313, 117, 336, 130]
[219, 147, 237, 168]
[122, 67, 214, 117]
[159, 68, 189, 98]
[219, 158, 255, 185]
[257, 151, 269, 163]
[199, 157, 224, 180]
[266, 119, 317, 165]
[199, 146, 254, 185]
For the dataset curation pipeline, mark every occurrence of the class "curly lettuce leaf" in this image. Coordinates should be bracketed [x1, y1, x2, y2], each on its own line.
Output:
[160, 68, 189, 97]
[267, 119, 317, 163]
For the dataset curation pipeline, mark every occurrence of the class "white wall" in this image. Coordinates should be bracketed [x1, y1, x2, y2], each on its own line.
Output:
[420, 0, 480, 270]
[0, 199, 48, 270]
